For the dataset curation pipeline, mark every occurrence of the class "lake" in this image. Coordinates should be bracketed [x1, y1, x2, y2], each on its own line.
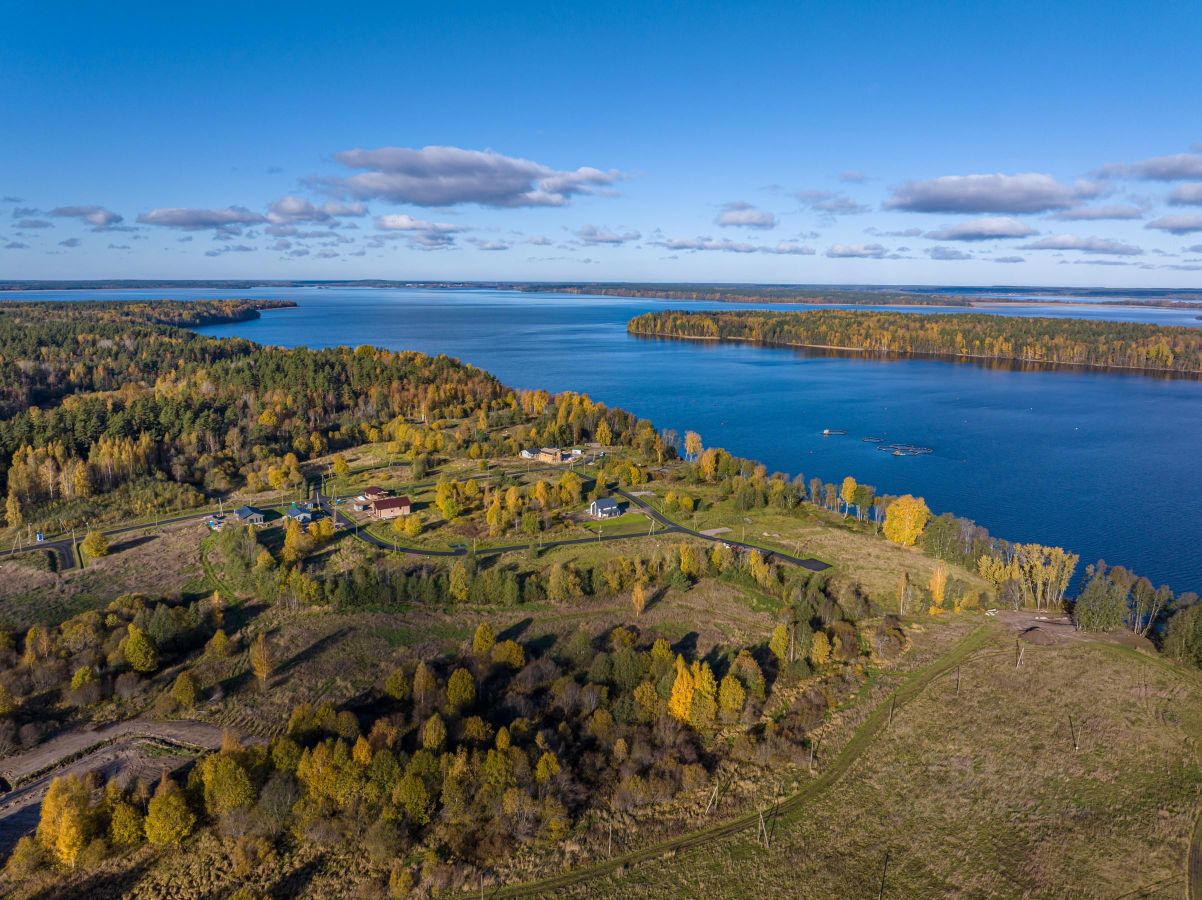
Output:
[7, 286, 1202, 594]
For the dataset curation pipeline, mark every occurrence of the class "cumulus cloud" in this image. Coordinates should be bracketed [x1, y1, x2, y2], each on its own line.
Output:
[1168, 184, 1202, 206]
[993, 256, 1025, 263]
[107, 243, 132, 250]
[884, 173, 1081, 213]
[267, 196, 368, 224]
[1146, 214, 1202, 235]
[1048, 204, 1146, 221]
[576, 224, 640, 245]
[58, 237, 81, 248]
[715, 201, 777, 229]
[4, 241, 29, 249]
[1019, 234, 1144, 255]
[16, 218, 52, 229]
[926, 246, 973, 260]
[314, 145, 623, 208]
[1097, 153, 1202, 181]
[825, 243, 888, 258]
[867, 226, 922, 238]
[468, 239, 512, 251]
[796, 190, 868, 215]
[650, 236, 813, 255]
[923, 216, 1036, 241]
[526, 234, 552, 246]
[204, 244, 256, 257]
[50, 205, 124, 229]
[138, 206, 267, 231]
[374, 213, 462, 249]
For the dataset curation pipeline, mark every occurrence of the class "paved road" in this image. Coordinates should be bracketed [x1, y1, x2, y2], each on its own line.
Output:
[614, 488, 830, 572]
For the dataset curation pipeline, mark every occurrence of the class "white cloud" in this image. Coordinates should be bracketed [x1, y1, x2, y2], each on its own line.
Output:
[267, 196, 368, 224]
[138, 206, 267, 230]
[923, 216, 1036, 241]
[50, 205, 125, 229]
[1019, 234, 1144, 255]
[715, 201, 777, 229]
[826, 243, 888, 258]
[316, 145, 623, 207]
[651, 236, 813, 255]
[885, 173, 1080, 213]
[993, 256, 1025, 263]
[374, 213, 462, 249]
[576, 224, 640, 245]
[1048, 204, 1145, 221]
[1097, 153, 1202, 181]
[1168, 184, 1202, 206]
[926, 246, 973, 260]
[1146, 214, 1202, 235]
[796, 190, 868, 215]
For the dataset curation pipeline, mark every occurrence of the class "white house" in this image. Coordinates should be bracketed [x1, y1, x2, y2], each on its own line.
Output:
[589, 497, 622, 519]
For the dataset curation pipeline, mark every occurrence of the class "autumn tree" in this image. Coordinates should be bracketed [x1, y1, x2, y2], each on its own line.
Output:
[769, 623, 789, 665]
[668, 655, 694, 722]
[809, 630, 831, 667]
[201, 753, 255, 817]
[144, 773, 196, 846]
[172, 671, 199, 708]
[123, 624, 158, 673]
[250, 632, 274, 688]
[840, 476, 858, 518]
[883, 495, 931, 546]
[446, 667, 476, 711]
[929, 562, 948, 612]
[684, 430, 703, 460]
[718, 674, 746, 722]
[472, 622, 496, 656]
[81, 529, 110, 558]
[631, 582, 646, 617]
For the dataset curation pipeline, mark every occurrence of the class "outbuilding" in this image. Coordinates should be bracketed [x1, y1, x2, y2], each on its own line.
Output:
[589, 497, 622, 519]
[235, 505, 266, 526]
[372, 496, 412, 520]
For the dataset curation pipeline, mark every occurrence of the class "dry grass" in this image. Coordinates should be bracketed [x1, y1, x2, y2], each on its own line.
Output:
[0, 523, 207, 629]
[569, 633, 1202, 899]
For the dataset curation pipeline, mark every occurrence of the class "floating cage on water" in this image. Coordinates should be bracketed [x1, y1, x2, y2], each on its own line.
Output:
[878, 443, 933, 457]
[862, 436, 884, 443]
[821, 428, 848, 436]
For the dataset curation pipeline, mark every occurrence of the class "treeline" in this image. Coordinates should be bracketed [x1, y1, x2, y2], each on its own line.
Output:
[628, 309, 1202, 374]
[516, 283, 967, 306]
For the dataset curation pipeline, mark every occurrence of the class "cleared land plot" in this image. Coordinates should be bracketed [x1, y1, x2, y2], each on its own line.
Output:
[568, 637, 1202, 898]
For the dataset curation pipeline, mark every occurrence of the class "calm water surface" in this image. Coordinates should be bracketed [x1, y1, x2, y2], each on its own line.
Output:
[8, 287, 1202, 593]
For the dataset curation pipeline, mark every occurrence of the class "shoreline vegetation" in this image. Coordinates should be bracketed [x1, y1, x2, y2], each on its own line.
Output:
[627, 308, 1202, 376]
[6, 281, 1202, 310]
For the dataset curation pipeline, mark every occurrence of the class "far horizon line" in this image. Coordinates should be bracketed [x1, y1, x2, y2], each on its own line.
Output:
[2, 279, 1201, 295]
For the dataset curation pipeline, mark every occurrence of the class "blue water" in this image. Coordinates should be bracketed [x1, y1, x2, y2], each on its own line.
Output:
[6, 287, 1202, 593]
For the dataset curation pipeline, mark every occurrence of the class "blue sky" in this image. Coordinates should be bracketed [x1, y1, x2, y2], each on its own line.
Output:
[3, 1, 1202, 286]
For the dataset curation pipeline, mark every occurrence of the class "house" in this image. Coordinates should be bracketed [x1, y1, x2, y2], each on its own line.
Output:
[520, 449, 536, 460]
[285, 504, 313, 525]
[234, 505, 265, 526]
[362, 486, 391, 502]
[537, 447, 567, 464]
[371, 496, 412, 520]
[589, 497, 622, 519]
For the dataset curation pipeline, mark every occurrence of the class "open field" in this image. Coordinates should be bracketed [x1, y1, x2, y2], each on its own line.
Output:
[559, 621, 1202, 899]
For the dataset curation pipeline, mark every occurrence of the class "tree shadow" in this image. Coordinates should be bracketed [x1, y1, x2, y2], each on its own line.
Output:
[31, 859, 151, 899]
[671, 631, 700, 660]
[109, 534, 157, 554]
[275, 627, 352, 678]
[498, 617, 533, 642]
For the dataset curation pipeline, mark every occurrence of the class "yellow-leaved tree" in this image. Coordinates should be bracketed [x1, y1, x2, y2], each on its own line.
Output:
[883, 495, 931, 546]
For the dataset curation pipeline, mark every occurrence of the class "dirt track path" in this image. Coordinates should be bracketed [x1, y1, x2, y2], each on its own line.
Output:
[0, 718, 230, 854]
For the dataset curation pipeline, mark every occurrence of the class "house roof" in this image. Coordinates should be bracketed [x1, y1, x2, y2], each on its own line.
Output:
[285, 505, 312, 518]
[363, 485, 388, 496]
[235, 505, 263, 518]
[592, 498, 620, 510]
[372, 496, 411, 510]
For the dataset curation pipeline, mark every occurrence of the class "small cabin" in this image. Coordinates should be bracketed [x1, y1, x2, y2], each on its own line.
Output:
[234, 505, 266, 526]
[362, 486, 391, 502]
[285, 504, 313, 525]
[589, 497, 622, 519]
[372, 496, 412, 520]
[537, 447, 567, 464]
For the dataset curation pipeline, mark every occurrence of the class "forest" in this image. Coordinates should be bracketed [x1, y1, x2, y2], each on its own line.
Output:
[628, 309, 1202, 374]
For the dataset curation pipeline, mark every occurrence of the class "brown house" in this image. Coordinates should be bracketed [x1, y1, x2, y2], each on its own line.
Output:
[362, 486, 391, 502]
[536, 447, 567, 464]
[371, 496, 412, 520]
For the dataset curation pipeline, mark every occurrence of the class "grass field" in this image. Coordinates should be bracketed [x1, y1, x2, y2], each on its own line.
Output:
[558, 624, 1202, 898]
